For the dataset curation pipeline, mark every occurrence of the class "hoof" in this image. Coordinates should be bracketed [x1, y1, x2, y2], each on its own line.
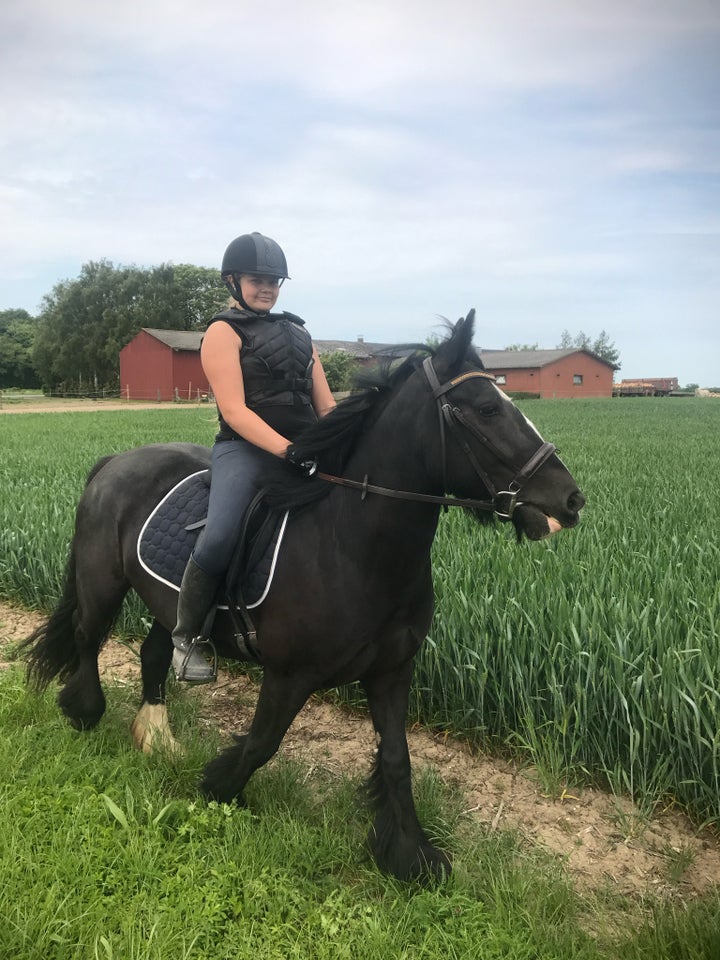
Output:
[58, 682, 105, 731]
[200, 744, 247, 805]
[131, 703, 183, 756]
[411, 844, 452, 884]
[369, 829, 452, 883]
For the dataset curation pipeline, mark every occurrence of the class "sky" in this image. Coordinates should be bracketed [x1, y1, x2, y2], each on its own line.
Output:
[1, 0, 719, 387]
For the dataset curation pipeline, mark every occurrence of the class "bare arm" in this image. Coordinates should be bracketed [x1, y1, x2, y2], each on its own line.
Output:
[201, 321, 291, 457]
[311, 348, 337, 416]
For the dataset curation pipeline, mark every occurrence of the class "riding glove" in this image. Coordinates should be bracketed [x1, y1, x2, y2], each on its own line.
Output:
[285, 444, 318, 477]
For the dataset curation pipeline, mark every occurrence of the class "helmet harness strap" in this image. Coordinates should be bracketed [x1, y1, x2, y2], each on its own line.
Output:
[225, 274, 254, 312]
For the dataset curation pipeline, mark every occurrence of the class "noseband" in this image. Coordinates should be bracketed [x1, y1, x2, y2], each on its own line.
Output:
[317, 356, 556, 519]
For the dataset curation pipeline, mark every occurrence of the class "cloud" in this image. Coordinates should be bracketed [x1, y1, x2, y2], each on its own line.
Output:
[5, 1, 719, 105]
[1, 0, 718, 384]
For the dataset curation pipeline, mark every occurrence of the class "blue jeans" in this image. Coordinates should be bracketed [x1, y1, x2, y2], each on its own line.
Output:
[192, 439, 278, 578]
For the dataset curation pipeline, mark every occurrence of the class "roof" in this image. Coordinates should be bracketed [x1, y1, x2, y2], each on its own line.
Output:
[142, 328, 204, 351]
[136, 330, 614, 370]
[141, 329, 399, 360]
[479, 348, 614, 370]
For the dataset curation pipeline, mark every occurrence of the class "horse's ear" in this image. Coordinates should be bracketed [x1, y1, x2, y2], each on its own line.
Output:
[435, 309, 476, 376]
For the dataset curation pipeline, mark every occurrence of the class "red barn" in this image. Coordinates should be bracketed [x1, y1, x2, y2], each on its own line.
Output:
[119, 331, 614, 401]
[479, 348, 614, 398]
[119, 328, 206, 401]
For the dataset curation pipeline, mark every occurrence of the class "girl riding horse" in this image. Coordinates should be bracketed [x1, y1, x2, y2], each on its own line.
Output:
[172, 232, 335, 682]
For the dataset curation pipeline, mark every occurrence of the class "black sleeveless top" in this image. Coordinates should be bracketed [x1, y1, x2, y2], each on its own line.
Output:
[207, 308, 317, 441]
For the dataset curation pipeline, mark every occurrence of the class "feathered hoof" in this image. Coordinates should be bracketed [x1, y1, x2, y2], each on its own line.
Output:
[131, 703, 184, 756]
[369, 829, 452, 884]
[58, 674, 106, 731]
[200, 745, 248, 805]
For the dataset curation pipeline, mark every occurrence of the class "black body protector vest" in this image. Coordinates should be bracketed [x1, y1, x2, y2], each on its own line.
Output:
[208, 308, 315, 441]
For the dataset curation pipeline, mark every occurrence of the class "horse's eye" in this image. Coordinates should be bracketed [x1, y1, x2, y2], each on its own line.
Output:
[478, 403, 498, 417]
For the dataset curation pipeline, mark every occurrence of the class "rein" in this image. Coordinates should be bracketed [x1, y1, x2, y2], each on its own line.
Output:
[317, 356, 556, 519]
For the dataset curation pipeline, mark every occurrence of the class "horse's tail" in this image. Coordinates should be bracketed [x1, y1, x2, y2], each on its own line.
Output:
[22, 545, 81, 690]
[21, 454, 116, 690]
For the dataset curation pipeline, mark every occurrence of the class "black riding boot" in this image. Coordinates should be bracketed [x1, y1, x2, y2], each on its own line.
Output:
[171, 556, 219, 683]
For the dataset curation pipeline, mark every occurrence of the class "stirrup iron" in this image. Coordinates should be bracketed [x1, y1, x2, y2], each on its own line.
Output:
[174, 637, 218, 684]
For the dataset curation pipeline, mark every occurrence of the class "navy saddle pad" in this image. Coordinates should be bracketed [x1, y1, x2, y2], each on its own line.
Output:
[137, 470, 288, 609]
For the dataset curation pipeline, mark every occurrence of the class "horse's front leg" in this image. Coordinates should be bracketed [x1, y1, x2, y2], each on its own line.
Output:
[362, 662, 452, 882]
[200, 670, 313, 804]
[131, 620, 182, 755]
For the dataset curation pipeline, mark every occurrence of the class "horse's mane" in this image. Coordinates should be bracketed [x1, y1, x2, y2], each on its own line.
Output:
[260, 342, 434, 511]
[261, 315, 485, 512]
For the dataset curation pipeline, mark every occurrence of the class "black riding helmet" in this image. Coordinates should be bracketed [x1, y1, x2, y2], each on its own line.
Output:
[221, 232, 290, 311]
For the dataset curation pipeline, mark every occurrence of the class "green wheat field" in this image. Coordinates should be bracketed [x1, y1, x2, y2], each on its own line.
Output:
[1, 399, 719, 824]
[1, 398, 719, 958]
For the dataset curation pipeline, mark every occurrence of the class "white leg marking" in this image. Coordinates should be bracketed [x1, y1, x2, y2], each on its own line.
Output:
[131, 702, 183, 756]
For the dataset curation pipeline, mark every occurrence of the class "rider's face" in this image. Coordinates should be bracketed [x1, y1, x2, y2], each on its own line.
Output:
[239, 274, 281, 312]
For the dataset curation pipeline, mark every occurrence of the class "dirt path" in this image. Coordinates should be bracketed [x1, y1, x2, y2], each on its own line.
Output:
[4, 391, 719, 902]
[0, 398, 190, 414]
[2, 600, 719, 901]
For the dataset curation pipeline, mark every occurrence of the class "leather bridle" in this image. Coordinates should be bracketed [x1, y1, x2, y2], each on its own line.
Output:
[317, 356, 557, 519]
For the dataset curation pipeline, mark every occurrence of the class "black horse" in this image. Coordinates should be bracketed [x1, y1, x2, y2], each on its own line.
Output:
[24, 313, 584, 881]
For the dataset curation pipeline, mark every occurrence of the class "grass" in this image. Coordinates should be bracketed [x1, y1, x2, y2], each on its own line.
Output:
[0, 407, 217, 623]
[2, 663, 719, 960]
[415, 400, 720, 825]
[0, 400, 719, 827]
[0, 665, 585, 960]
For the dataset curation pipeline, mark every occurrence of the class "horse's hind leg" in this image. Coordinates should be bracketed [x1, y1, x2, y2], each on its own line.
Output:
[363, 662, 452, 882]
[58, 653, 105, 731]
[131, 620, 182, 755]
[58, 575, 128, 731]
[200, 671, 313, 804]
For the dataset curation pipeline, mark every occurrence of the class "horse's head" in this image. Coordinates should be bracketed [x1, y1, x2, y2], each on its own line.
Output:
[426, 310, 585, 540]
[264, 310, 584, 536]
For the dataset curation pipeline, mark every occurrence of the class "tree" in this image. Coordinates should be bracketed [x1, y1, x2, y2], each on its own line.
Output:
[0, 309, 41, 388]
[318, 350, 358, 393]
[32, 261, 227, 391]
[557, 329, 620, 368]
[172, 263, 230, 329]
[504, 342, 539, 351]
[590, 329, 621, 368]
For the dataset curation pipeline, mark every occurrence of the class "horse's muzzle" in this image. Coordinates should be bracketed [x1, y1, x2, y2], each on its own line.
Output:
[511, 488, 585, 541]
[561, 489, 586, 528]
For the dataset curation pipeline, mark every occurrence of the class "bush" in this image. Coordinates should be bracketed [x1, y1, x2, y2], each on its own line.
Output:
[319, 351, 358, 393]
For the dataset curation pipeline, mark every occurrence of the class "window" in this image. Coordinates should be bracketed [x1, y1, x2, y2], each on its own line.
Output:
[496, 374, 506, 385]
[573, 374, 583, 385]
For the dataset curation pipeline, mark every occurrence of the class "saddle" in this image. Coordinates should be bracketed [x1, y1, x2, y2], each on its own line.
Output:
[137, 470, 288, 660]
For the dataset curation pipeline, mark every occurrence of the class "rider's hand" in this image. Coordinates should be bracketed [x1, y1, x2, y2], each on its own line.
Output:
[285, 444, 318, 477]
